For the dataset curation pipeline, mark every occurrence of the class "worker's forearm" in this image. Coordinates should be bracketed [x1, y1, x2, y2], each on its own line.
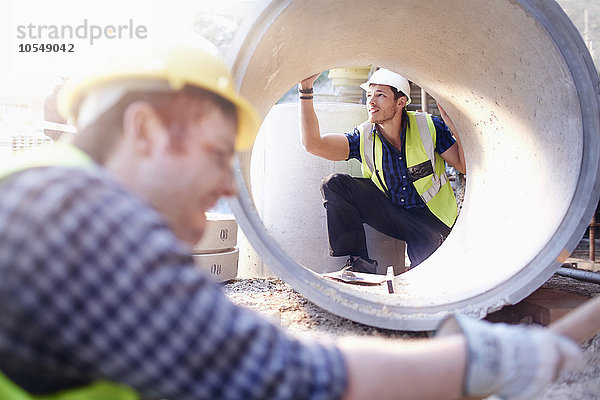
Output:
[299, 98, 322, 153]
[444, 119, 466, 175]
[339, 335, 466, 400]
[453, 132, 466, 175]
[299, 97, 350, 160]
[437, 104, 466, 174]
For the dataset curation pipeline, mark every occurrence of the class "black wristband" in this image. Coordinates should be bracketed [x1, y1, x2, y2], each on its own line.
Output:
[299, 95, 314, 100]
[298, 88, 314, 94]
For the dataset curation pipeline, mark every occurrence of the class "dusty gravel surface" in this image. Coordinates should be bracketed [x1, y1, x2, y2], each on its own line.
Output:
[222, 275, 600, 399]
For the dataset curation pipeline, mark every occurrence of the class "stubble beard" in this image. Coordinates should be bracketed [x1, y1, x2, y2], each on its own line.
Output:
[369, 107, 397, 125]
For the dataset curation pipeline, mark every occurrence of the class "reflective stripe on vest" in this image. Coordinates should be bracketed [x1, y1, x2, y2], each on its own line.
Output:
[412, 112, 449, 204]
[0, 146, 138, 400]
[358, 111, 458, 227]
[359, 122, 388, 194]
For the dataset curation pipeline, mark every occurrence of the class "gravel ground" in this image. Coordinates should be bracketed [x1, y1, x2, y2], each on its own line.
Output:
[222, 275, 600, 399]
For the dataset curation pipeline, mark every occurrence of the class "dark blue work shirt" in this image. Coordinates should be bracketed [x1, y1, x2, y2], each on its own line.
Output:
[345, 115, 456, 209]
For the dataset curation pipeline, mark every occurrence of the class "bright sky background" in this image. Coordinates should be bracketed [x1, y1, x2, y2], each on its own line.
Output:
[0, 0, 249, 97]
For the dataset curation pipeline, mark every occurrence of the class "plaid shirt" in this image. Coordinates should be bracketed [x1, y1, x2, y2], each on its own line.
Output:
[346, 115, 456, 208]
[0, 166, 347, 400]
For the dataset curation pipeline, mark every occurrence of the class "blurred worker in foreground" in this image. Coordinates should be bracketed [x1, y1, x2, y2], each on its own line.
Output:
[0, 45, 585, 400]
[299, 70, 464, 274]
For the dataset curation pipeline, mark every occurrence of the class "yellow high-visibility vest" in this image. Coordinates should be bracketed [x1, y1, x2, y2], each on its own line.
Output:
[0, 144, 138, 400]
[0, 370, 136, 400]
[358, 111, 458, 227]
[0, 143, 93, 180]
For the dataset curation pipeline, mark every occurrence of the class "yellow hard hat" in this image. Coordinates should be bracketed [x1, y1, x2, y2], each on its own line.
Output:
[57, 45, 259, 151]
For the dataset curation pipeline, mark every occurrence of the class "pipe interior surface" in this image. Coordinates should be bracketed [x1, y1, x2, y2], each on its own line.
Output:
[228, 0, 600, 330]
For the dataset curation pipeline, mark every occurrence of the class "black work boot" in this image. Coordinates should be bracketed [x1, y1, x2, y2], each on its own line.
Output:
[343, 256, 380, 274]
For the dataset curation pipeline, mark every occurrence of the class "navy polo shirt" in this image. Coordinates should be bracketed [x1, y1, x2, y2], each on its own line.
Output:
[345, 115, 456, 209]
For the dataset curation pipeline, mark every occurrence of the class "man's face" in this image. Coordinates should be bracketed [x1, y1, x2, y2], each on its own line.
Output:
[140, 103, 237, 244]
[366, 84, 404, 124]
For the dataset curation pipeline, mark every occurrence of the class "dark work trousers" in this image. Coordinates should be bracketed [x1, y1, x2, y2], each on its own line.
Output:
[320, 173, 452, 268]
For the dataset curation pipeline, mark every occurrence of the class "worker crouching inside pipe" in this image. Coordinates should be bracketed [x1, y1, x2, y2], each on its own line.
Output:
[299, 69, 465, 274]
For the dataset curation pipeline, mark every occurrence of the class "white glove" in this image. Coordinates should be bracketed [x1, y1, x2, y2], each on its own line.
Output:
[437, 315, 585, 400]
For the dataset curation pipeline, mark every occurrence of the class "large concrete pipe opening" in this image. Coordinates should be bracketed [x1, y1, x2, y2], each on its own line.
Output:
[227, 0, 600, 330]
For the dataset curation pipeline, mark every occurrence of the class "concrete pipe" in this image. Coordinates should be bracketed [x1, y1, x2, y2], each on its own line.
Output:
[193, 213, 239, 282]
[227, 0, 600, 330]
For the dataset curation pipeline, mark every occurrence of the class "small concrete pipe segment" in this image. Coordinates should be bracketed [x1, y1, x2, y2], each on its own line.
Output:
[227, 0, 600, 330]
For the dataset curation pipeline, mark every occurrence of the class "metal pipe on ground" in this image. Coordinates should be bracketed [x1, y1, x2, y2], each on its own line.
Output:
[227, 0, 600, 330]
[557, 266, 600, 285]
[420, 88, 429, 114]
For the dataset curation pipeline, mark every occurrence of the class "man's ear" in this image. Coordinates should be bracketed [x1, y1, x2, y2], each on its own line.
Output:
[122, 101, 167, 156]
[397, 96, 408, 109]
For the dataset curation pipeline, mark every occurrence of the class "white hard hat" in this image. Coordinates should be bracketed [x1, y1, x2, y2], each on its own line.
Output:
[360, 68, 411, 105]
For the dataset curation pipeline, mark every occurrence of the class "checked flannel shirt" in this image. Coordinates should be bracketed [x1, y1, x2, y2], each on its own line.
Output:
[0, 165, 347, 400]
